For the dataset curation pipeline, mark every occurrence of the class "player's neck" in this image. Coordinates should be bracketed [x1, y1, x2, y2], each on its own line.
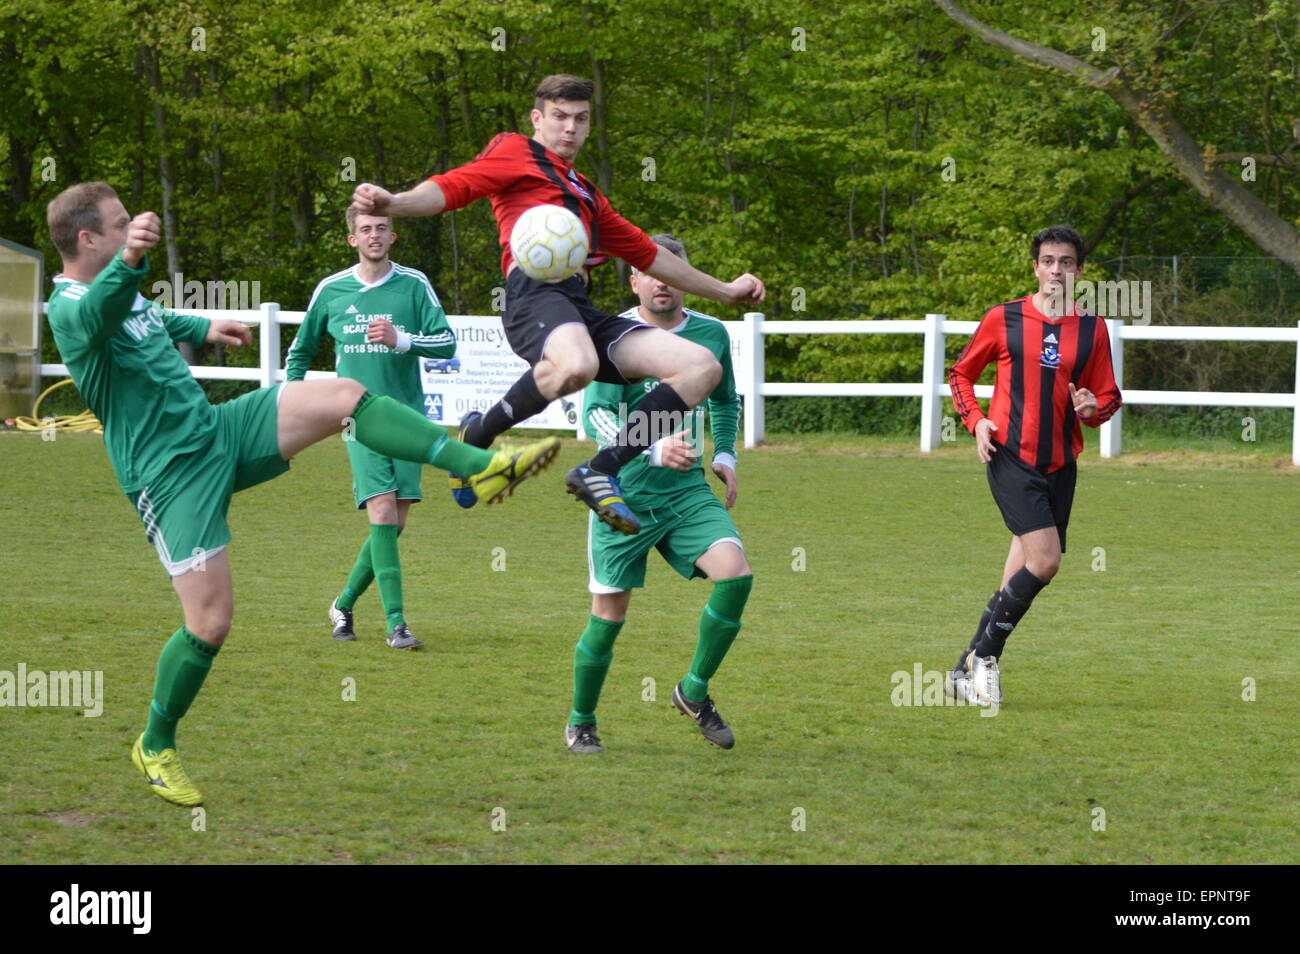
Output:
[1031, 290, 1072, 319]
[356, 258, 392, 285]
[531, 134, 575, 165]
[638, 306, 687, 331]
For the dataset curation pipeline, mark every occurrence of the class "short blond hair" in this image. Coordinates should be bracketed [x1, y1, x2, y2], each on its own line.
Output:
[346, 207, 391, 235]
[47, 181, 118, 259]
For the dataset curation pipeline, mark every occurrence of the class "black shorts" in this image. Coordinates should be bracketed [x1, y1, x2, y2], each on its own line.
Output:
[986, 445, 1076, 552]
[502, 268, 650, 385]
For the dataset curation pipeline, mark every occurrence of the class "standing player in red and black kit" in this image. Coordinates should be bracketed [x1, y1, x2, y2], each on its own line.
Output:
[945, 225, 1121, 707]
[350, 74, 765, 535]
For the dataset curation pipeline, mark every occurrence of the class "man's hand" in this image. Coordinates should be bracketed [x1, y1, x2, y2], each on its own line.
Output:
[206, 318, 252, 347]
[351, 182, 394, 216]
[352, 180, 444, 217]
[657, 429, 699, 471]
[712, 461, 738, 509]
[974, 418, 999, 463]
[122, 212, 161, 268]
[366, 317, 397, 347]
[722, 273, 765, 306]
[1069, 383, 1097, 420]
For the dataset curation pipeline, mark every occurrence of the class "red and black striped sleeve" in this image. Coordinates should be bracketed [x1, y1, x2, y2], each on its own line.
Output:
[427, 133, 526, 211]
[1079, 318, 1122, 426]
[949, 305, 1003, 433]
[591, 189, 658, 271]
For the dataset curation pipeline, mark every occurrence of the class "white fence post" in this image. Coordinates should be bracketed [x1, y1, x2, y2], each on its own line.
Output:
[1293, 320, 1300, 466]
[743, 311, 765, 447]
[259, 302, 281, 389]
[920, 313, 945, 452]
[1100, 318, 1124, 458]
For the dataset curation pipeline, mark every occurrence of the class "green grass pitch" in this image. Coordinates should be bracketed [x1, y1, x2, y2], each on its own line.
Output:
[1, 430, 1296, 864]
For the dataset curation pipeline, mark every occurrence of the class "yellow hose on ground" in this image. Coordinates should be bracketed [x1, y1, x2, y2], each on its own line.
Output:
[11, 378, 102, 434]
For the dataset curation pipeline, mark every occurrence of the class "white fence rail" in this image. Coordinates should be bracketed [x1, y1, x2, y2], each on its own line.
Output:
[39, 304, 1300, 465]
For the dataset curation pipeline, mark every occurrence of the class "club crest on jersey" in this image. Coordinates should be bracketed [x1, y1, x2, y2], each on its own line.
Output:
[1041, 344, 1061, 369]
[567, 169, 592, 200]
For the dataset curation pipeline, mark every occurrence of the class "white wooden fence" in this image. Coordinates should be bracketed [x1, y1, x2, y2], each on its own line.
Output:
[39, 304, 1300, 465]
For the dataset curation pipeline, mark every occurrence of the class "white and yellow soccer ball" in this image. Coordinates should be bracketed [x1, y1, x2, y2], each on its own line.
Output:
[510, 204, 589, 283]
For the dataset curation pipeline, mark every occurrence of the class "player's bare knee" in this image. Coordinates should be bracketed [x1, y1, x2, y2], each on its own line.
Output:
[190, 615, 231, 646]
[556, 359, 597, 396]
[1028, 556, 1060, 580]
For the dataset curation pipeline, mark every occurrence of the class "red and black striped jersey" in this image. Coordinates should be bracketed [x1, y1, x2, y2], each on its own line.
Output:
[949, 295, 1122, 473]
[428, 132, 660, 277]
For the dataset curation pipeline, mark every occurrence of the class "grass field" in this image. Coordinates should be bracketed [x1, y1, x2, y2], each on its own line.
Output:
[1, 429, 1297, 864]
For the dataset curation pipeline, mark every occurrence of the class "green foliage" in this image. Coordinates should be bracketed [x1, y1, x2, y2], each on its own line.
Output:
[6, 0, 1299, 399]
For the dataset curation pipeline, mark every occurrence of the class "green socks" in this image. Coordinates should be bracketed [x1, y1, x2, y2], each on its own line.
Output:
[430, 438, 495, 477]
[142, 626, 220, 753]
[337, 538, 374, 611]
[368, 523, 404, 631]
[681, 575, 753, 702]
[351, 392, 492, 473]
[569, 615, 624, 726]
[337, 525, 406, 632]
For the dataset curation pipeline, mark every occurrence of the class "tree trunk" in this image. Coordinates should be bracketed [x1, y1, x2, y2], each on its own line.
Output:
[145, 44, 193, 362]
[932, 0, 1300, 274]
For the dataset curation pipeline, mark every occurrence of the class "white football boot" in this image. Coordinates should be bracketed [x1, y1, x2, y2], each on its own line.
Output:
[970, 654, 1003, 707]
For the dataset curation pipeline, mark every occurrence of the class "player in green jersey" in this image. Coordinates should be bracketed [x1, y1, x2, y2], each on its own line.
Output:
[565, 235, 753, 754]
[44, 182, 559, 807]
[286, 210, 457, 650]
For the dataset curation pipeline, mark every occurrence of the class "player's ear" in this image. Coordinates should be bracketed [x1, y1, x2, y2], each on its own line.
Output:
[530, 107, 542, 130]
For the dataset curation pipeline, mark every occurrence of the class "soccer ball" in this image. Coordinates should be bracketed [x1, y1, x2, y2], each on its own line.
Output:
[510, 204, 589, 283]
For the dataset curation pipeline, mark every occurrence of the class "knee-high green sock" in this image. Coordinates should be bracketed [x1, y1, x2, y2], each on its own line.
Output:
[337, 538, 374, 611]
[142, 626, 220, 754]
[570, 615, 623, 726]
[681, 575, 753, 702]
[369, 523, 404, 631]
[351, 392, 493, 474]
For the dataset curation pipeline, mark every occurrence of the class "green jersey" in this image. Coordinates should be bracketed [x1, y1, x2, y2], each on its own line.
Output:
[284, 262, 454, 409]
[583, 307, 739, 509]
[47, 251, 215, 494]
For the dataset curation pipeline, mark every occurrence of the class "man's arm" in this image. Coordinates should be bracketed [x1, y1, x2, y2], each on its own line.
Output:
[366, 275, 457, 357]
[1073, 319, 1123, 426]
[404, 277, 456, 357]
[707, 334, 741, 508]
[949, 308, 1003, 461]
[161, 309, 211, 349]
[64, 213, 161, 351]
[284, 293, 328, 381]
[351, 180, 446, 218]
[582, 380, 627, 452]
[640, 245, 764, 307]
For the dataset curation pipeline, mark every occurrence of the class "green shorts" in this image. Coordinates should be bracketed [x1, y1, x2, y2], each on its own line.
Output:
[587, 485, 743, 593]
[345, 439, 423, 510]
[128, 384, 290, 576]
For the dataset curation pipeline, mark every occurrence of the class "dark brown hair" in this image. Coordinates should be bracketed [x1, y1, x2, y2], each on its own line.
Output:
[534, 74, 594, 111]
[1032, 224, 1085, 267]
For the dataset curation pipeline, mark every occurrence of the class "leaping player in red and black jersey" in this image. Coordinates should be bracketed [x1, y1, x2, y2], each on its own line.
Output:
[350, 74, 764, 536]
[945, 225, 1121, 708]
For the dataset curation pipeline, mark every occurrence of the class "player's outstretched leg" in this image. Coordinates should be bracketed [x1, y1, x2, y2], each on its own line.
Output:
[672, 569, 752, 750]
[566, 613, 624, 754]
[278, 381, 560, 504]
